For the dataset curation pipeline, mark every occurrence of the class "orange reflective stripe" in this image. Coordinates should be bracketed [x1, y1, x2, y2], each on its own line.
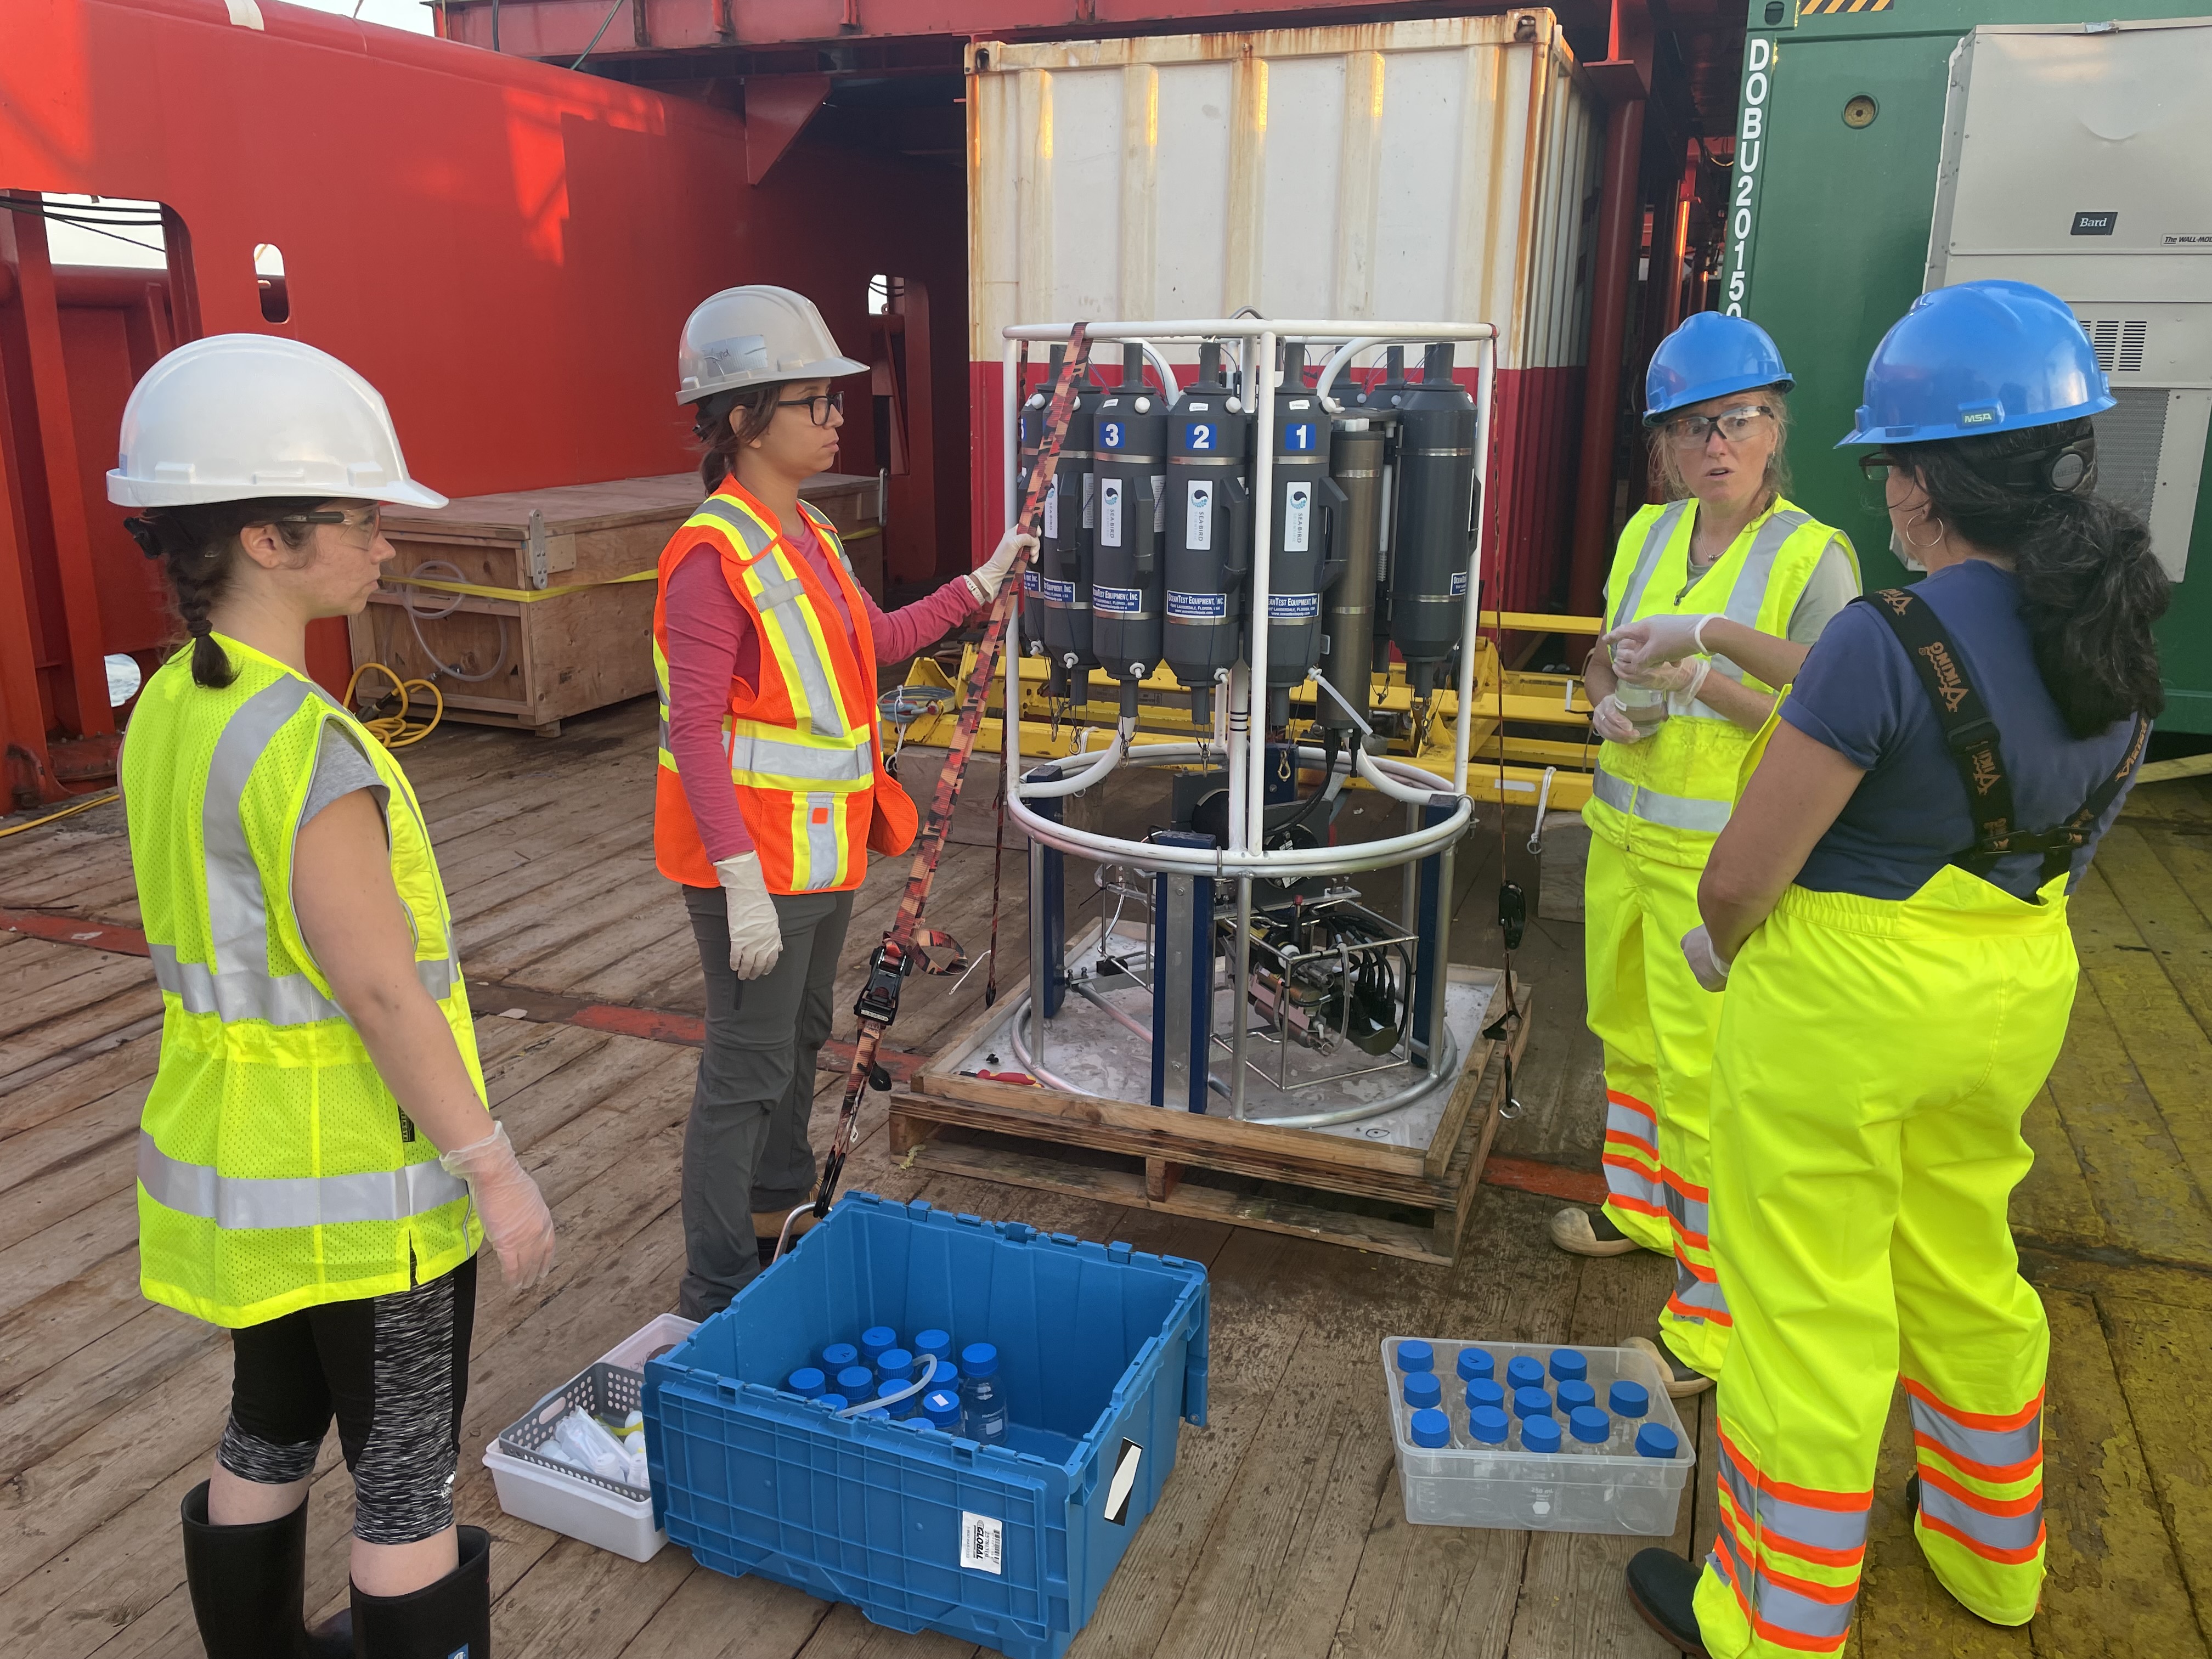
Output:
[1910, 1431, 2044, 1486]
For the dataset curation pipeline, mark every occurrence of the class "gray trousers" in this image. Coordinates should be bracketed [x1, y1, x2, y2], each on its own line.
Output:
[679, 882, 857, 1320]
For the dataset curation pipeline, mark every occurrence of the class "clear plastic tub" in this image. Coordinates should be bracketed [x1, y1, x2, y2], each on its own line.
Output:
[1380, 1337, 1695, 1534]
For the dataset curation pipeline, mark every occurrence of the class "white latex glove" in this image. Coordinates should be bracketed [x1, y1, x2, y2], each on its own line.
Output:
[1620, 654, 1713, 701]
[1606, 613, 1714, 678]
[1589, 694, 1647, 745]
[714, 851, 785, 980]
[439, 1122, 556, 1290]
[966, 527, 1039, 604]
[1681, 924, 1733, 993]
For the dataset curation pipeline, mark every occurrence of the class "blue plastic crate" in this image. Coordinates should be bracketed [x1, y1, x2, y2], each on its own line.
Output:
[644, 1192, 1209, 1659]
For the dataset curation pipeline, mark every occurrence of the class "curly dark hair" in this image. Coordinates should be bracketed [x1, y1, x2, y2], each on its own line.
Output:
[1887, 417, 2168, 737]
[122, 501, 320, 688]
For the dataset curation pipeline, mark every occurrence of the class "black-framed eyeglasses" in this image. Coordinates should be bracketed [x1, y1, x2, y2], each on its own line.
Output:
[1662, 404, 1774, 448]
[1857, 453, 1898, 483]
[775, 390, 844, 427]
[275, 505, 382, 541]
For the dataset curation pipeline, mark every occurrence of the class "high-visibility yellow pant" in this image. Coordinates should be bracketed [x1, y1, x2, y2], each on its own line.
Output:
[1583, 830, 1731, 1375]
[1692, 865, 2070, 1656]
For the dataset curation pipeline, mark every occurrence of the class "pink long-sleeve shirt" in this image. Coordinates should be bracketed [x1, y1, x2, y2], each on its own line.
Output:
[663, 522, 978, 865]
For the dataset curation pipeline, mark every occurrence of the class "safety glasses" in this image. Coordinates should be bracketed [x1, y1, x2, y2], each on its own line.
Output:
[1857, 452, 1899, 483]
[1662, 404, 1774, 448]
[776, 389, 845, 427]
[275, 505, 383, 545]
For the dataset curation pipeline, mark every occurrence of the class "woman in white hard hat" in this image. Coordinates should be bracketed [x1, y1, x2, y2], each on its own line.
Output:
[1621, 281, 2166, 1657]
[1557, 312, 1859, 1402]
[653, 285, 1031, 1318]
[111, 336, 555, 1659]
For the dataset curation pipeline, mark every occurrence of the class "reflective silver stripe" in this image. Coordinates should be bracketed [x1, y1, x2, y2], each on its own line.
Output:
[1703, 507, 1814, 688]
[1670, 1258, 1728, 1318]
[804, 793, 841, 891]
[151, 942, 454, 1022]
[1604, 1159, 1664, 1214]
[138, 1131, 467, 1228]
[1664, 1181, 1711, 1244]
[1715, 1526, 1858, 1644]
[692, 496, 776, 552]
[1917, 1477, 2044, 1554]
[1609, 500, 1694, 630]
[1605, 1099, 1656, 1148]
[1908, 1392, 2043, 1472]
[694, 493, 854, 743]
[1716, 1435, 1870, 1556]
[1590, 765, 1733, 833]
[729, 731, 872, 786]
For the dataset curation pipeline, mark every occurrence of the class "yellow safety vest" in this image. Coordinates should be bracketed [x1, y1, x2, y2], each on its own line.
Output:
[1586, 495, 1856, 867]
[123, 636, 483, 1328]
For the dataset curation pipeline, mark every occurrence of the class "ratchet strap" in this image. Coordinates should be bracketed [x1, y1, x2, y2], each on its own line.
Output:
[812, 324, 1093, 1217]
[1858, 588, 2148, 884]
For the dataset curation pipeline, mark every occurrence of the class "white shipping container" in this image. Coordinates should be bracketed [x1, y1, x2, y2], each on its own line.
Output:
[965, 14, 1601, 606]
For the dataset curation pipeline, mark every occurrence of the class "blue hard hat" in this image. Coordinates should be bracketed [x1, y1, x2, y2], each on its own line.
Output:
[1644, 313, 1793, 424]
[1837, 279, 2113, 447]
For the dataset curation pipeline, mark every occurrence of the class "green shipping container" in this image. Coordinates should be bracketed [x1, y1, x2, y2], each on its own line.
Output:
[1724, 1, 2212, 730]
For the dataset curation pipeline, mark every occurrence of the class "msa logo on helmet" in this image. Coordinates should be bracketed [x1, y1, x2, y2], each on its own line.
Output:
[1957, 403, 2001, 426]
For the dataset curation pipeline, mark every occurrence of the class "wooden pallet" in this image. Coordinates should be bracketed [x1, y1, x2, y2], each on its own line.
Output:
[897, 970, 1534, 1264]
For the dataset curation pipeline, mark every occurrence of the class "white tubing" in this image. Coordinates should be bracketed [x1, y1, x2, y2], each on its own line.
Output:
[1020, 726, 1129, 798]
[1355, 744, 1451, 806]
[1313, 336, 1385, 414]
[1002, 780, 1466, 877]
[1244, 330, 1278, 855]
[834, 1352, 941, 1418]
[1140, 340, 1180, 402]
[1005, 319, 1496, 343]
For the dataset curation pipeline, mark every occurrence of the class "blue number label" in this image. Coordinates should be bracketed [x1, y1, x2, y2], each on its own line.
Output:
[1288, 423, 1314, 452]
[1102, 421, 1122, 448]
[1188, 422, 1214, 451]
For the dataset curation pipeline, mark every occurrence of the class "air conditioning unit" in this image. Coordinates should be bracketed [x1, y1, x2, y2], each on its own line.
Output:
[1925, 19, 2212, 580]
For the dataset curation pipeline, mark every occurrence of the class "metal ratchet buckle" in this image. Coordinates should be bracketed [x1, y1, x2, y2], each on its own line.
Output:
[853, 943, 911, 1027]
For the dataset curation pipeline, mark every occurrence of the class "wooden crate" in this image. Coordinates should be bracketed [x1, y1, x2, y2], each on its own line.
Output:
[897, 970, 1536, 1265]
[348, 471, 883, 736]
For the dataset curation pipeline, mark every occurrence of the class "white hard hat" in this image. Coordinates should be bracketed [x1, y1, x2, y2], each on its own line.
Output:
[676, 285, 867, 405]
[107, 334, 447, 510]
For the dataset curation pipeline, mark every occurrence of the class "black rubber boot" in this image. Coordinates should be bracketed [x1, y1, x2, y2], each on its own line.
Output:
[180, 1481, 352, 1658]
[1625, 1548, 1712, 1657]
[349, 1525, 492, 1659]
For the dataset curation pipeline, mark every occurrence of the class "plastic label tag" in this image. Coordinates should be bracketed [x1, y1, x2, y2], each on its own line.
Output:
[1152, 475, 1167, 534]
[1043, 476, 1060, 540]
[1099, 478, 1123, 548]
[1283, 482, 1312, 553]
[1104, 1438, 1144, 1525]
[960, 1511, 1004, 1575]
[1186, 481, 1213, 551]
[1042, 578, 1076, 604]
[1449, 571, 1469, 597]
[1167, 590, 1227, 620]
[1023, 570, 1040, 594]
[1094, 584, 1142, 614]
[1269, 592, 1321, 620]
[1082, 472, 1096, 530]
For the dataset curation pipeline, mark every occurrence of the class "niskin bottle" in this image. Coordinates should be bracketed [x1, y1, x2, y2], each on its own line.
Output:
[787, 1367, 827, 1399]
[1395, 1339, 1435, 1374]
[1403, 1373, 1443, 1410]
[1455, 1347, 1494, 1384]
[860, 1327, 898, 1365]
[1635, 1423, 1680, 1460]
[1409, 1408, 1451, 1450]
[959, 1342, 1009, 1445]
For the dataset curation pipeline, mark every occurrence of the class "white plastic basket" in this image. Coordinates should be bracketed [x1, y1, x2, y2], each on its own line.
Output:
[1380, 1336, 1696, 1534]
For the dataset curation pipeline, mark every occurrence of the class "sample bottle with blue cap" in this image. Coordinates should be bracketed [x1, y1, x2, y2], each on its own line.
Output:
[959, 1342, 1008, 1444]
[876, 1378, 919, 1419]
[1556, 1379, 1596, 1414]
[816, 1393, 849, 1413]
[860, 1326, 898, 1365]
[1465, 1378, 1506, 1415]
[821, 1342, 860, 1373]
[877, 1347, 916, 1386]
[1455, 1347, 1494, 1384]
[1636, 1423, 1679, 1460]
[1513, 1386, 1553, 1420]
[1569, 1406, 1611, 1447]
[921, 1389, 962, 1431]
[913, 1329, 954, 1374]
[1607, 1380, 1651, 1453]
[1549, 1349, 1587, 1384]
[1403, 1372, 1443, 1410]
[836, 1365, 876, 1400]
[1395, 1339, 1435, 1374]
[787, 1367, 827, 1399]
[1466, 1404, 1511, 1447]
[1520, 1414, 1562, 1454]
[1408, 1408, 1451, 1449]
[1505, 1355, 1546, 1392]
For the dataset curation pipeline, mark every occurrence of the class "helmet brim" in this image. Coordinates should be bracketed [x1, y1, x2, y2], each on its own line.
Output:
[675, 353, 871, 406]
[1834, 388, 2116, 447]
[106, 471, 449, 510]
[1642, 374, 1796, 427]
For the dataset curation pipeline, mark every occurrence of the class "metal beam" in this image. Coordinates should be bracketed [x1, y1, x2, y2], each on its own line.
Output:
[746, 73, 832, 185]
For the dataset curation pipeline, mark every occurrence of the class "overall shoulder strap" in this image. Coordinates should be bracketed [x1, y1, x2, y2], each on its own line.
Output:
[2038, 714, 2150, 883]
[1854, 588, 2018, 873]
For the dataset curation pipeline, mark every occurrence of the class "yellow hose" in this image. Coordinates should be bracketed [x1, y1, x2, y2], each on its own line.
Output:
[345, 662, 445, 749]
[0, 791, 120, 838]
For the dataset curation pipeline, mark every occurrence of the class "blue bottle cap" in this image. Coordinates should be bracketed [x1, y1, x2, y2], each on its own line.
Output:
[836, 1365, 875, 1395]
[1513, 1386, 1554, 1420]
[1556, 1379, 1596, 1413]
[1522, 1414, 1562, 1453]
[922, 1389, 961, 1427]
[913, 1329, 953, 1361]
[860, 1326, 898, 1359]
[862, 1407, 891, 1421]
[1396, 1339, 1435, 1373]
[1549, 1348, 1588, 1384]
[816, 1393, 849, 1412]
[821, 1343, 859, 1371]
[1610, 1379, 1651, 1418]
[1409, 1408, 1451, 1449]
[1402, 1373, 1442, 1409]
[877, 1348, 915, 1381]
[960, 1342, 1000, 1378]
[1570, 1406, 1610, 1444]
[1636, 1423, 1680, 1459]
[1455, 1347, 1494, 1383]
[1469, 1404, 1511, 1444]
[1505, 1356, 1546, 1391]
[1466, 1378, 1506, 1412]
[787, 1367, 827, 1398]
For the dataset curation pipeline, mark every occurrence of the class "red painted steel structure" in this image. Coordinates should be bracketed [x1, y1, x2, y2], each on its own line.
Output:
[0, 0, 964, 803]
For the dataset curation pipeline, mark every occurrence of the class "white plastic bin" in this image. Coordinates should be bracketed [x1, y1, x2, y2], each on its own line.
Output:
[483, 1313, 698, 1562]
[1380, 1337, 1696, 1534]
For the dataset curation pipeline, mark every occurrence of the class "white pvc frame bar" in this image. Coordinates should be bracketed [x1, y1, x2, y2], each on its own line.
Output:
[997, 318, 1497, 879]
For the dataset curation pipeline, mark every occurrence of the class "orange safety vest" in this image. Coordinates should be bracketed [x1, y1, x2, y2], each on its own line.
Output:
[652, 479, 917, 893]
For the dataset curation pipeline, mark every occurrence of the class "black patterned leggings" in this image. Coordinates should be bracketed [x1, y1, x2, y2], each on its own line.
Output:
[218, 1255, 478, 1545]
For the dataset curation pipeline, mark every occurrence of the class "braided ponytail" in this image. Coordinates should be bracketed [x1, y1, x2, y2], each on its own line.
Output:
[691, 384, 780, 493]
[123, 499, 321, 689]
